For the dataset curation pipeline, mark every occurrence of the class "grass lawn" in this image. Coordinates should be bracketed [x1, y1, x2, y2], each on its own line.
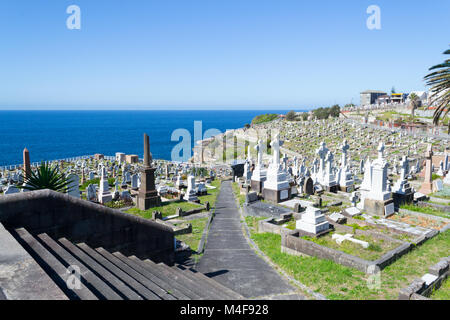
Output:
[197, 179, 222, 207]
[430, 277, 450, 300]
[399, 204, 450, 219]
[175, 217, 209, 253]
[301, 232, 398, 261]
[245, 216, 450, 300]
[125, 179, 222, 218]
[126, 200, 203, 218]
[232, 182, 246, 206]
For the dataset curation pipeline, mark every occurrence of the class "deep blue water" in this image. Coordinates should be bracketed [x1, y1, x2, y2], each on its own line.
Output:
[0, 110, 292, 166]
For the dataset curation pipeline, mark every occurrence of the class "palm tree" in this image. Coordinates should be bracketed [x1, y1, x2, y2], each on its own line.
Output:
[424, 47, 450, 133]
[408, 92, 420, 120]
[18, 162, 70, 192]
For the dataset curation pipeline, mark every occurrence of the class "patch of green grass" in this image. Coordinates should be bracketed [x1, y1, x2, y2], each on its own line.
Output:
[284, 218, 296, 230]
[246, 217, 450, 299]
[80, 177, 115, 191]
[245, 216, 268, 233]
[104, 200, 132, 209]
[430, 277, 450, 300]
[197, 179, 222, 207]
[232, 182, 246, 206]
[251, 113, 279, 125]
[345, 223, 372, 231]
[301, 232, 395, 261]
[176, 217, 208, 252]
[400, 204, 450, 219]
[126, 200, 203, 218]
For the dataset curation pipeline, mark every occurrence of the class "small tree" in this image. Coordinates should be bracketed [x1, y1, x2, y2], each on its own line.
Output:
[286, 110, 297, 121]
[330, 104, 341, 118]
[408, 93, 420, 120]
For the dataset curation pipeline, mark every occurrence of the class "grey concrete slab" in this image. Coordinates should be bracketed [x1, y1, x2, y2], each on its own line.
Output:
[0, 224, 68, 300]
[197, 181, 304, 299]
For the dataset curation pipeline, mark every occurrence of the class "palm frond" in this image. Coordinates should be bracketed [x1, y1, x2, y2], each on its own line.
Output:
[17, 162, 70, 193]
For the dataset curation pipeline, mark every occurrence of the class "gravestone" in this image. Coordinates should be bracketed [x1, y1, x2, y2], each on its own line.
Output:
[245, 191, 258, 204]
[262, 134, 291, 203]
[303, 177, 314, 195]
[296, 206, 330, 235]
[67, 173, 80, 199]
[98, 167, 112, 204]
[250, 139, 267, 194]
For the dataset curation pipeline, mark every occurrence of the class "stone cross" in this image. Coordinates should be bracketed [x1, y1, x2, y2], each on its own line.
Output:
[255, 139, 263, 165]
[332, 233, 369, 248]
[325, 151, 334, 174]
[399, 155, 409, 180]
[340, 139, 350, 167]
[377, 142, 385, 160]
[316, 142, 328, 173]
[270, 134, 281, 166]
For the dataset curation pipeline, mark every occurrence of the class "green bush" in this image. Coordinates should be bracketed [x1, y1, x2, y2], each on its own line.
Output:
[251, 113, 279, 125]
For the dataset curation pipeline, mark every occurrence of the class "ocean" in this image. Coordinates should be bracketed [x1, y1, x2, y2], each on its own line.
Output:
[0, 110, 292, 166]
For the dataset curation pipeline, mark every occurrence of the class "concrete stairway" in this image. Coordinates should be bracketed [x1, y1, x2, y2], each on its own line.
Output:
[10, 227, 243, 300]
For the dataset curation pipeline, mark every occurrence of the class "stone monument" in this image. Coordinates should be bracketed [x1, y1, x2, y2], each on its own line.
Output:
[137, 133, 161, 210]
[359, 142, 394, 217]
[250, 139, 267, 194]
[418, 144, 435, 195]
[392, 155, 414, 207]
[295, 206, 330, 235]
[262, 134, 291, 203]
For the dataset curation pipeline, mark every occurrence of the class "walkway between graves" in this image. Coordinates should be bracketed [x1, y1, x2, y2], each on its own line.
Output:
[196, 180, 304, 299]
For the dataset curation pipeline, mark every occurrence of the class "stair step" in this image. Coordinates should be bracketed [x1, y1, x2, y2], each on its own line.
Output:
[76, 243, 160, 300]
[128, 256, 201, 300]
[36, 233, 122, 300]
[95, 247, 173, 300]
[58, 238, 142, 300]
[12, 228, 97, 300]
[151, 261, 224, 300]
[112, 252, 189, 300]
[184, 268, 244, 300]
[179, 268, 236, 300]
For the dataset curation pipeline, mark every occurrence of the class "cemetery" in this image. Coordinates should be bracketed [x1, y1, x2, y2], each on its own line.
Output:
[0, 112, 449, 300]
[220, 113, 449, 299]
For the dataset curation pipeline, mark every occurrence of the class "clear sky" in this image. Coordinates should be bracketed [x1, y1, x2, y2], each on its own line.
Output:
[0, 0, 449, 110]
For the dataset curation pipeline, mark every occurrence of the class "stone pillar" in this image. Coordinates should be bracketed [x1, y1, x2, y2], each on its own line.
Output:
[23, 148, 31, 179]
[419, 144, 434, 195]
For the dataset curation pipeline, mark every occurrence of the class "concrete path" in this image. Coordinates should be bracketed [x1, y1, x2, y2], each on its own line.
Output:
[196, 181, 304, 299]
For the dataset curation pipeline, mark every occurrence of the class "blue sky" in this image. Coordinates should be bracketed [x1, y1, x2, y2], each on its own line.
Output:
[0, 0, 449, 110]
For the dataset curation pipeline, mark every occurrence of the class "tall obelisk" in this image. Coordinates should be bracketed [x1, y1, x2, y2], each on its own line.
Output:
[137, 133, 161, 210]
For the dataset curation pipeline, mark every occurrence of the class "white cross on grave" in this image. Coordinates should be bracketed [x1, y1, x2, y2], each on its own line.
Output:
[331, 233, 369, 248]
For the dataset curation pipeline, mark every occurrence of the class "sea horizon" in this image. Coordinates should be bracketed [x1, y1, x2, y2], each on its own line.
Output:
[0, 109, 302, 166]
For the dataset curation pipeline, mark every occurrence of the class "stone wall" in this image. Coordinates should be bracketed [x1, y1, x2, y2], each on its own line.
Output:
[398, 256, 450, 300]
[0, 189, 174, 264]
[281, 224, 411, 273]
